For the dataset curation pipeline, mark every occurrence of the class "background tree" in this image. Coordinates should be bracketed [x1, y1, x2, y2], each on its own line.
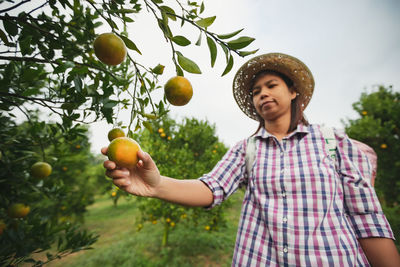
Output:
[0, 0, 256, 264]
[0, 114, 105, 266]
[131, 115, 230, 247]
[343, 85, 400, 248]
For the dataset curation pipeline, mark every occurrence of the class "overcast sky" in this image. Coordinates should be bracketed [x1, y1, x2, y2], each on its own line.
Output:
[89, 0, 400, 154]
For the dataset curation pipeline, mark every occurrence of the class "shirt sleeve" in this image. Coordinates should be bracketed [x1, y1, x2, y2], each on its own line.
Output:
[335, 129, 395, 240]
[198, 139, 248, 209]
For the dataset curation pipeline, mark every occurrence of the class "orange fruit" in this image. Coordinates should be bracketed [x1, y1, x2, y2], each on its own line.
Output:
[93, 33, 127, 66]
[31, 161, 52, 179]
[107, 137, 141, 168]
[7, 203, 30, 219]
[108, 128, 125, 141]
[0, 220, 5, 235]
[164, 76, 193, 106]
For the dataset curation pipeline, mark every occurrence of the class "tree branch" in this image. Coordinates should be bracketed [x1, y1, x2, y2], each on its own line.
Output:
[0, 92, 66, 104]
[0, 55, 119, 80]
[0, 0, 31, 13]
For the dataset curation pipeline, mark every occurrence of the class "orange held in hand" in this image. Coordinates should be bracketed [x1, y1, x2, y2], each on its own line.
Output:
[31, 161, 52, 179]
[93, 33, 127, 66]
[164, 76, 193, 106]
[108, 128, 125, 141]
[107, 137, 141, 168]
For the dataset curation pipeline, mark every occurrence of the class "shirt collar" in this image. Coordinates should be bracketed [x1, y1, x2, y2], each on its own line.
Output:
[254, 123, 310, 139]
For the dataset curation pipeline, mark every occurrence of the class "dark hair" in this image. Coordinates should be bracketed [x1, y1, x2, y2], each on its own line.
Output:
[250, 70, 309, 135]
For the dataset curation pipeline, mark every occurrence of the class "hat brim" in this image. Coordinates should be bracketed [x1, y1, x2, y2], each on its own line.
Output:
[233, 53, 314, 121]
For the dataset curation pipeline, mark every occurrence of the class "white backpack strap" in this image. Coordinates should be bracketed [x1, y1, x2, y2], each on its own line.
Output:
[320, 126, 337, 160]
[245, 136, 256, 176]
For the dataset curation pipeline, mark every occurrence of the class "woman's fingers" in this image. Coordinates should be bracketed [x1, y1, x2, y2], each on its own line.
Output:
[101, 147, 108, 155]
[136, 150, 156, 169]
[105, 168, 129, 178]
[111, 176, 132, 188]
[103, 160, 116, 170]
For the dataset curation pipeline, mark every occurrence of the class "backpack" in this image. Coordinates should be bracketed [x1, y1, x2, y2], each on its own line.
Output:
[245, 127, 378, 186]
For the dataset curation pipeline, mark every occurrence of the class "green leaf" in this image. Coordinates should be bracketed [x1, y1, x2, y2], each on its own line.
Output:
[107, 19, 119, 30]
[120, 35, 142, 55]
[206, 37, 217, 67]
[160, 6, 177, 21]
[171, 35, 191, 46]
[157, 19, 172, 38]
[238, 49, 259, 57]
[143, 113, 158, 120]
[195, 16, 216, 28]
[19, 35, 33, 55]
[74, 76, 82, 93]
[217, 29, 243, 39]
[21, 68, 39, 82]
[124, 17, 135, 23]
[3, 16, 18, 36]
[176, 51, 201, 74]
[195, 32, 202, 46]
[151, 64, 165, 75]
[53, 61, 74, 74]
[227, 36, 255, 50]
[21, 88, 40, 97]
[143, 121, 153, 133]
[221, 45, 229, 61]
[175, 64, 184, 76]
[0, 29, 10, 46]
[221, 54, 233, 76]
[200, 2, 205, 14]
[116, 9, 137, 14]
[151, 0, 163, 3]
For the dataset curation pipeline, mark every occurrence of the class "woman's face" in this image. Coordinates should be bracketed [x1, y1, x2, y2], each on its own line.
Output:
[251, 73, 297, 122]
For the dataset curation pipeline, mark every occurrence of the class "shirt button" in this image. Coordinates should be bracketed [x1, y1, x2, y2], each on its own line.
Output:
[282, 191, 287, 198]
[280, 169, 284, 174]
[283, 246, 288, 253]
[283, 217, 288, 223]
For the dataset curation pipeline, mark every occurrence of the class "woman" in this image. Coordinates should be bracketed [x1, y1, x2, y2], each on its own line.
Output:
[103, 53, 400, 266]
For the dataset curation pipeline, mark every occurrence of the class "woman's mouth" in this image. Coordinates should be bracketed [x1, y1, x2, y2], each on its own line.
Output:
[260, 101, 275, 109]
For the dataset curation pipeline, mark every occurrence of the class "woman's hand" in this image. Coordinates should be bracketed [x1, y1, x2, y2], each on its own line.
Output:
[101, 147, 161, 197]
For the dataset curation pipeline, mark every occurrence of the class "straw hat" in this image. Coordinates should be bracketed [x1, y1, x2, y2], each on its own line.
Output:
[233, 52, 314, 121]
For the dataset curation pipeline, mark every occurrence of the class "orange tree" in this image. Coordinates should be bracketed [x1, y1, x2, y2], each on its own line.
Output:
[0, 0, 256, 264]
[0, 113, 108, 265]
[343, 85, 400, 247]
[131, 115, 229, 247]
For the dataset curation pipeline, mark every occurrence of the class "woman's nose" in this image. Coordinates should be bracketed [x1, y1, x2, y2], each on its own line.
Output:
[259, 87, 269, 98]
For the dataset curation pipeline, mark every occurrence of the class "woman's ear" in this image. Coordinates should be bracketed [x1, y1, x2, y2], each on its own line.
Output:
[289, 86, 298, 100]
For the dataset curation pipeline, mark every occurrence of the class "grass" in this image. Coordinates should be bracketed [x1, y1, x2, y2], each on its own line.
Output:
[43, 190, 244, 267]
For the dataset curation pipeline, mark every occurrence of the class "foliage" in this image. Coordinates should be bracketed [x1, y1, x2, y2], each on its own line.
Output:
[343, 85, 400, 246]
[0, 114, 106, 265]
[131, 115, 230, 246]
[343, 85, 400, 206]
[0, 0, 257, 132]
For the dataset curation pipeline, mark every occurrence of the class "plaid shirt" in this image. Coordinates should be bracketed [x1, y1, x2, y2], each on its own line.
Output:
[199, 124, 394, 267]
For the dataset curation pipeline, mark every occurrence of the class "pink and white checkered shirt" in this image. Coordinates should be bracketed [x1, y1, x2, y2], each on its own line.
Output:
[199, 124, 394, 267]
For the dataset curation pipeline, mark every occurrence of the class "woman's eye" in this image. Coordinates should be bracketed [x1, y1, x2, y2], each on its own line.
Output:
[268, 84, 277, 88]
[252, 89, 260, 95]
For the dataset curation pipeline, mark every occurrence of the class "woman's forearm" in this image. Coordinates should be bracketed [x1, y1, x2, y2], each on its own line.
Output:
[359, 237, 400, 267]
[154, 176, 214, 207]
